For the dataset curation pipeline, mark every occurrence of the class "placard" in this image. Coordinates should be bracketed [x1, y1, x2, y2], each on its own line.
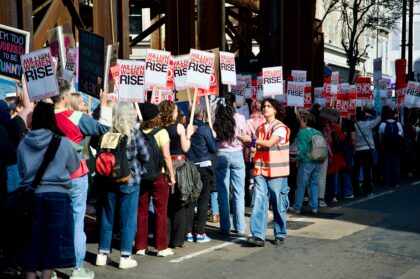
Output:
[166, 55, 174, 90]
[185, 49, 215, 89]
[286, 81, 305, 107]
[0, 24, 30, 82]
[355, 77, 372, 100]
[198, 67, 217, 96]
[262, 66, 283, 96]
[231, 81, 246, 106]
[104, 43, 119, 93]
[373, 57, 382, 83]
[117, 59, 145, 103]
[21, 48, 59, 102]
[404, 81, 420, 108]
[62, 48, 76, 82]
[78, 29, 104, 98]
[314, 87, 326, 106]
[304, 81, 312, 109]
[144, 49, 171, 88]
[291, 70, 307, 82]
[219, 51, 236, 85]
[237, 74, 252, 98]
[174, 55, 189, 91]
[256, 76, 264, 100]
[331, 71, 339, 94]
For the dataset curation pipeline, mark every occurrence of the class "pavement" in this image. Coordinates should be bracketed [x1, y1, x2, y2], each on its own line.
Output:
[51, 178, 420, 279]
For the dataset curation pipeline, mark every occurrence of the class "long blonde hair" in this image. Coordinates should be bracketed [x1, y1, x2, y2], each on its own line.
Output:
[111, 102, 137, 144]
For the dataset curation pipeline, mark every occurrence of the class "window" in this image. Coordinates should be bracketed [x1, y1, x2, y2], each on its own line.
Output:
[391, 29, 400, 50]
[415, 22, 420, 50]
[129, 3, 142, 35]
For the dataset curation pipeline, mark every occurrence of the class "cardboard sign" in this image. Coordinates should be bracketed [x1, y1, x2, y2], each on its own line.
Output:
[185, 49, 215, 89]
[231, 81, 246, 106]
[0, 24, 30, 82]
[286, 81, 305, 107]
[304, 81, 312, 109]
[331, 71, 339, 94]
[174, 55, 189, 90]
[314, 87, 326, 106]
[78, 29, 104, 98]
[117, 60, 145, 103]
[21, 48, 59, 102]
[62, 48, 76, 82]
[291, 70, 307, 82]
[219, 51, 236, 85]
[355, 77, 372, 100]
[404, 81, 420, 108]
[263, 66, 283, 96]
[104, 43, 119, 93]
[373, 57, 382, 83]
[144, 49, 171, 88]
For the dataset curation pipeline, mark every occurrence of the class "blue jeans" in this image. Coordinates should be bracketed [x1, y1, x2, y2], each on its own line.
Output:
[327, 171, 353, 199]
[210, 192, 219, 215]
[70, 175, 88, 268]
[294, 162, 320, 211]
[98, 184, 139, 256]
[250, 176, 289, 240]
[216, 150, 246, 233]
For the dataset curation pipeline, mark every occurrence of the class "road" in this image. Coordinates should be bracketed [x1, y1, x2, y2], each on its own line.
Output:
[57, 179, 420, 279]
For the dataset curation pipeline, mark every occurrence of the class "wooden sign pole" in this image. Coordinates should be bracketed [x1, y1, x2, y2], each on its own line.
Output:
[189, 88, 198, 126]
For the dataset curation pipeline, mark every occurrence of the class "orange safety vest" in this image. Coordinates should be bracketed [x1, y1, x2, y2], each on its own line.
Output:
[253, 119, 290, 178]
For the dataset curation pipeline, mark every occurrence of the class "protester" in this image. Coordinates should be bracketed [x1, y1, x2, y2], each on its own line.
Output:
[95, 102, 149, 269]
[213, 93, 248, 235]
[239, 98, 290, 247]
[16, 102, 80, 279]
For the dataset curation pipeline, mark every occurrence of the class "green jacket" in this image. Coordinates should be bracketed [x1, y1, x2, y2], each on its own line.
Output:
[296, 127, 323, 163]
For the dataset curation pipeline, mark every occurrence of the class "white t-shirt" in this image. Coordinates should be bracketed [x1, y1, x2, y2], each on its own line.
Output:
[264, 123, 287, 144]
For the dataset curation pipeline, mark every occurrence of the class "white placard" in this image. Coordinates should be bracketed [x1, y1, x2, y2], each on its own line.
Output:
[21, 48, 59, 102]
[256, 76, 264, 100]
[331, 71, 339, 94]
[314, 87, 326, 106]
[144, 49, 171, 88]
[291, 70, 307, 82]
[286, 81, 305, 107]
[174, 55, 189, 90]
[185, 49, 215, 89]
[117, 59, 145, 103]
[219, 51, 236, 85]
[263, 66, 283, 96]
[231, 81, 246, 106]
[404, 81, 420, 108]
[63, 48, 76, 82]
[237, 74, 252, 98]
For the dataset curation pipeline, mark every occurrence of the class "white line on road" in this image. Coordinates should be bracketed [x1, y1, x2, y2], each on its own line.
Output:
[330, 190, 395, 210]
[169, 237, 247, 263]
[411, 181, 420, 185]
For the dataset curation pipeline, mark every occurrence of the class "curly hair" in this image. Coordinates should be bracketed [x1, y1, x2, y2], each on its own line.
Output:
[261, 98, 286, 121]
[141, 115, 163, 130]
[214, 93, 236, 142]
[158, 100, 176, 126]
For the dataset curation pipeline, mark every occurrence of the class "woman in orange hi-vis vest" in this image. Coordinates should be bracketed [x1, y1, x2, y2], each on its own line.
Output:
[239, 98, 290, 247]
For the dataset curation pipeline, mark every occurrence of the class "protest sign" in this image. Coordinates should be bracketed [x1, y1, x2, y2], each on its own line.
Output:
[47, 24, 75, 77]
[355, 77, 372, 100]
[263, 66, 283, 96]
[78, 29, 104, 98]
[21, 48, 59, 102]
[291, 70, 307, 82]
[144, 49, 171, 88]
[256, 76, 264, 100]
[198, 67, 217, 96]
[174, 55, 189, 90]
[62, 48, 76, 82]
[314, 87, 326, 106]
[336, 89, 350, 118]
[166, 55, 174, 90]
[231, 81, 246, 106]
[104, 43, 119, 93]
[331, 71, 339, 94]
[116, 60, 145, 103]
[404, 81, 420, 108]
[373, 57, 382, 83]
[238, 74, 252, 98]
[0, 24, 30, 82]
[304, 81, 312, 109]
[185, 49, 214, 90]
[219, 51, 236, 85]
[287, 81, 305, 107]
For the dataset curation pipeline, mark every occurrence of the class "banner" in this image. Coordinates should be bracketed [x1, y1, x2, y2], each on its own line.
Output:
[116, 60, 145, 103]
[144, 49, 171, 88]
[174, 55, 189, 90]
[78, 29, 104, 98]
[286, 81, 305, 107]
[263, 66, 283, 96]
[62, 48, 76, 82]
[291, 70, 307, 82]
[231, 81, 246, 106]
[21, 48, 59, 102]
[219, 51, 236, 85]
[0, 24, 30, 82]
[185, 49, 214, 89]
[404, 81, 420, 108]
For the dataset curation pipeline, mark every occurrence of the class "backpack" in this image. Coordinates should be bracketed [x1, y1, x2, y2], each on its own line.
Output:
[141, 129, 164, 182]
[307, 128, 328, 162]
[383, 121, 400, 147]
[95, 132, 131, 184]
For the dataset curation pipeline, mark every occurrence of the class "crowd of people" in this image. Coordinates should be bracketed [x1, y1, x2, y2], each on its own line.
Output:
[1, 79, 420, 279]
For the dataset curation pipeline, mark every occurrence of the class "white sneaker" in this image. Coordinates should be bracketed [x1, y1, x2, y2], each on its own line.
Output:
[95, 253, 107, 266]
[157, 248, 174, 257]
[119, 256, 137, 269]
[135, 249, 146, 256]
[318, 200, 328, 207]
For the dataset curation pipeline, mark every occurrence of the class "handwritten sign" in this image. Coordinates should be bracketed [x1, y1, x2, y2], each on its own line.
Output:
[78, 29, 104, 98]
[287, 81, 305, 107]
[116, 60, 145, 103]
[21, 48, 59, 102]
[219, 51, 236, 85]
[0, 24, 30, 82]
[185, 49, 214, 89]
[263, 66, 283, 96]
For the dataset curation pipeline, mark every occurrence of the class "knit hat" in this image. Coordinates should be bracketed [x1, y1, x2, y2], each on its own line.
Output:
[139, 103, 159, 121]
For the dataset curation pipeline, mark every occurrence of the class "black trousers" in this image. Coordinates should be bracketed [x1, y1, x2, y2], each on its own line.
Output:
[353, 149, 373, 195]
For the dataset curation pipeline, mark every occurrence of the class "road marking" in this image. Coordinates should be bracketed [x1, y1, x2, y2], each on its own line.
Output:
[169, 237, 247, 263]
[330, 190, 395, 210]
[411, 181, 420, 185]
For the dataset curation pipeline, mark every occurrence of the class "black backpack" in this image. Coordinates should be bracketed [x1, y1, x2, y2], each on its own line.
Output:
[95, 132, 131, 184]
[141, 129, 164, 182]
[383, 121, 400, 147]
